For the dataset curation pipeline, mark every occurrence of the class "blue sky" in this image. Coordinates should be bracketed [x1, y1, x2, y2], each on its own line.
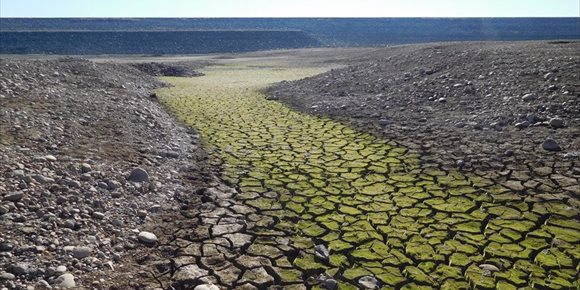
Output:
[1, 0, 579, 17]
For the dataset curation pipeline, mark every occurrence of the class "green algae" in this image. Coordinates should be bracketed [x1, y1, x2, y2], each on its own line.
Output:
[157, 63, 580, 288]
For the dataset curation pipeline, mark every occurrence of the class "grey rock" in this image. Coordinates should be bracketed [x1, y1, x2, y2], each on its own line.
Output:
[9, 263, 29, 276]
[92, 211, 105, 219]
[378, 119, 389, 127]
[43, 155, 57, 162]
[54, 273, 76, 288]
[265, 95, 279, 101]
[359, 276, 380, 289]
[542, 138, 561, 151]
[2, 192, 23, 202]
[128, 167, 149, 182]
[80, 163, 92, 173]
[32, 175, 53, 184]
[63, 220, 75, 229]
[514, 121, 530, 129]
[72, 246, 92, 259]
[0, 205, 9, 215]
[522, 93, 536, 101]
[323, 279, 338, 290]
[137, 231, 158, 244]
[315, 244, 330, 262]
[549, 118, 565, 128]
[106, 180, 122, 190]
[0, 242, 14, 252]
[1, 272, 15, 280]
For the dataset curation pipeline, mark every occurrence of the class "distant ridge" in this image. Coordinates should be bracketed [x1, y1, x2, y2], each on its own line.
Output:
[1, 18, 578, 54]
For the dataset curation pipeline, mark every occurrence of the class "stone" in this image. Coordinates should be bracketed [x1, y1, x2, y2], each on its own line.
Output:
[549, 118, 565, 128]
[522, 93, 536, 101]
[315, 244, 330, 262]
[128, 167, 149, 182]
[92, 211, 105, 219]
[265, 95, 279, 101]
[138, 231, 158, 244]
[72, 246, 92, 259]
[44, 155, 57, 162]
[54, 273, 76, 288]
[193, 285, 219, 290]
[323, 278, 338, 290]
[63, 220, 75, 229]
[56, 266, 67, 273]
[0, 205, 9, 215]
[9, 263, 29, 276]
[358, 276, 380, 289]
[2, 192, 23, 202]
[514, 121, 529, 129]
[0, 272, 15, 280]
[80, 163, 92, 173]
[378, 119, 389, 127]
[0, 242, 14, 252]
[479, 263, 500, 272]
[542, 138, 561, 151]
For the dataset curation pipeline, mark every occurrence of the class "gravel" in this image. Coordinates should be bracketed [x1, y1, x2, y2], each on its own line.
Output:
[0, 57, 215, 289]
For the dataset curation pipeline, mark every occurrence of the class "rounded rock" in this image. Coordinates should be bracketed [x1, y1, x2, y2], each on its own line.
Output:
[137, 231, 158, 244]
[54, 273, 76, 288]
[2, 192, 23, 202]
[542, 138, 561, 151]
[72, 246, 92, 259]
[358, 276, 380, 289]
[128, 167, 150, 182]
[549, 118, 565, 128]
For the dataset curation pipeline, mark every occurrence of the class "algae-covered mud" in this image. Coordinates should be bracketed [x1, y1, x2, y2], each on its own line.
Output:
[157, 63, 579, 289]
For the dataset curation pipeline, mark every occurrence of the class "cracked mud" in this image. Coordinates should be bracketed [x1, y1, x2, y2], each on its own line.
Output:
[156, 63, 579, 289]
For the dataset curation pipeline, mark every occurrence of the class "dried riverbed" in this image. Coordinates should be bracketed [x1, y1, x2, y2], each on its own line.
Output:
[157, 63, 579, 289]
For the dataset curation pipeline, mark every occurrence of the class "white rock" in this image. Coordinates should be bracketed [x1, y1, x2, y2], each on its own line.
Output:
[193, 285, 220, 290]
[54, 273, 75, 288]
[137, 231, 158, 244]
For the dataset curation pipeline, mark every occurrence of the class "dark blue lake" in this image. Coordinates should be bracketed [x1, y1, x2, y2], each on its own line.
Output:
[1, 18, 578, 54]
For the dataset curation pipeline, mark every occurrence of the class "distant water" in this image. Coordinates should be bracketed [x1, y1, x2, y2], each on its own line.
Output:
[1, 18, 578, 54]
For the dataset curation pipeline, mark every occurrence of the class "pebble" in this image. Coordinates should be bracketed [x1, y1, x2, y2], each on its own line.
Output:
[9, 263, 29, 276]
[358, 276, 380, 289]
[522, 93, 536, 101]
[2, 192, 23, 202]
[128, 167, 150, 182]
[479, 263, 500, 272]
[315, 244, 330, 262]
[0, 272, 15, 280]
[44, 155, 57, 162]
[72, 246, 92, 259]
[92, 211, 106, 219]
[514, 121, 529, 129]
[80, 163, 92, 173]
[549, 117, 565, 128]
[54, 273, 76, 288]
[0, 205, 9, 215]
[542, 138, 561, 151]
[265, 95, 279, 101]
[56, 265, 67, 273]
[137, 231, 158, 244]
[378, 119, 389, 127]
